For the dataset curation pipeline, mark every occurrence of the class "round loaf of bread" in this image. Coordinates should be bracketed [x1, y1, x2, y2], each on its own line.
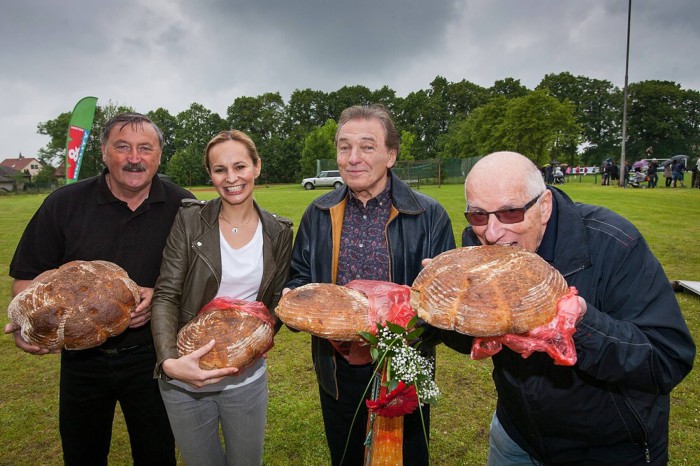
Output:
[411, 245, 568, 337]
[7, 260, 138, 350]
[276, 283, 371, 341]
[177, 300, 274, 370]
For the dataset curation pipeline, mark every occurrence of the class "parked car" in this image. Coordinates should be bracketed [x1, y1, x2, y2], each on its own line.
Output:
[301, 170, 344, 190]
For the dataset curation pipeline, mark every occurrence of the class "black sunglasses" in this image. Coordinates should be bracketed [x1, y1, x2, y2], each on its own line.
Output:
[464, 193, 543, 226]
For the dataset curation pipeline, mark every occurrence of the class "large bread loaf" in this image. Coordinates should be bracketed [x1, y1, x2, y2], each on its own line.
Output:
[177, 297, 274, 370]
[275, 283, 371, 341]
[7, 260, 138, 350]
[411, 245, 569, 337]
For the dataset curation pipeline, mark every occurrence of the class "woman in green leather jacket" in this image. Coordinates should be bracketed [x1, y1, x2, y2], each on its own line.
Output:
[151, 130, 293, 466]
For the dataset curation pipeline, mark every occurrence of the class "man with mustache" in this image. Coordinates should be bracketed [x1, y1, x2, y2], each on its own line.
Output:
[5, 113, 192, 465]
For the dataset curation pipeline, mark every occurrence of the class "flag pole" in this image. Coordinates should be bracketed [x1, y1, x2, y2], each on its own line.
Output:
[619, 0, 632, 187]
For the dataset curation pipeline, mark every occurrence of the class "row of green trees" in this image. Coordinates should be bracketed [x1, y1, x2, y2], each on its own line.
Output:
[34, 73, 700, 186]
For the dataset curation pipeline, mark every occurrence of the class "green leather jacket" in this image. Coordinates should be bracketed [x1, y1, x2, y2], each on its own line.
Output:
[151, 197, 293, 377]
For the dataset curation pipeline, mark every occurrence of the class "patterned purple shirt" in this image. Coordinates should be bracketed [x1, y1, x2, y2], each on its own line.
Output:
[336, 176, 392, 286]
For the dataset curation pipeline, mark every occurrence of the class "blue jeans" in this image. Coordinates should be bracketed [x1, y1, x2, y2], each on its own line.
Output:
[487, 412, 543, 466]
[159, 372, 268, 466]
[59, 343, 175, 466]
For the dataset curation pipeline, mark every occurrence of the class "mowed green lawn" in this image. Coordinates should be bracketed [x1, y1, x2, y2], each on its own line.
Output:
[1, 175, 698, 465]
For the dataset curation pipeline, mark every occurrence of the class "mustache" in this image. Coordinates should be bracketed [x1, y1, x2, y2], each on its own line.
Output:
[123, 162, 146, 172]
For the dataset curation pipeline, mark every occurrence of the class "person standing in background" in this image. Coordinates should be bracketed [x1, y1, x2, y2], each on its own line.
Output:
[647, 158, 659, 188]
[672, 159, 686, 188]
[664, 162, 673, 187]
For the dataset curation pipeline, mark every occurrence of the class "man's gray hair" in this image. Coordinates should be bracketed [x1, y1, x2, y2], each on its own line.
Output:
[100, 113, 164, 148]
[335, 104, 400, 157]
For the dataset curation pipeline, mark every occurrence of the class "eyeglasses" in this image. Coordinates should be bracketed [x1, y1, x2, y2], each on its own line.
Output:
[464, 193, 543, 226]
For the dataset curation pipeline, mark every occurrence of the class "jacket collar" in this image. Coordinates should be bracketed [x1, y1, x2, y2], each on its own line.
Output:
[546, 187, 592, 276]
[312, 170, 425, 215]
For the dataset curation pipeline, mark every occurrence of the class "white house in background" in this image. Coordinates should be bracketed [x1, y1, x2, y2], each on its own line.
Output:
[0, 154, 43, 179]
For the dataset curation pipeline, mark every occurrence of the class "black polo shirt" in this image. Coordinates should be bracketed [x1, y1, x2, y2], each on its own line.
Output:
[10, 169, 193, 348]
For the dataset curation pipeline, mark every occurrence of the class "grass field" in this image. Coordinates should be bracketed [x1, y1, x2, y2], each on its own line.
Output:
[1, 175, 698, 465]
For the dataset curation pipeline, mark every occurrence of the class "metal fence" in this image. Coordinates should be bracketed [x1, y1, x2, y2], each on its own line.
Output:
[317, 157, 483, 186]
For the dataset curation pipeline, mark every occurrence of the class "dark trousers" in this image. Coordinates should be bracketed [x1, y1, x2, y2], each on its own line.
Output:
[648, 173, 658, 188]
[59, 343, 175, 466]
[319, 355, 430, 466]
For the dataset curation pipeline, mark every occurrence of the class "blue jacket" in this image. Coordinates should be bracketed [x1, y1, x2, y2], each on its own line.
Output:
[287, 171, 456, 398]
[448, 186, 695, 464]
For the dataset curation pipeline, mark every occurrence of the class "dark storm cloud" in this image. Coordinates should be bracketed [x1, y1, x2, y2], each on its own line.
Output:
[172, 0, 461, 93]
[191, 0, 458, 60]
[1, 0, 698, 158]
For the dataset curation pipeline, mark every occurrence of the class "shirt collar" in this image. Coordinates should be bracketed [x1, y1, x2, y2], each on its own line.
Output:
[347, 173, 392, 207]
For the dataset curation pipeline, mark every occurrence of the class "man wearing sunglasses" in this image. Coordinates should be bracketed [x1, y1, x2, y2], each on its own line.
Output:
[444, 151, 695, 465]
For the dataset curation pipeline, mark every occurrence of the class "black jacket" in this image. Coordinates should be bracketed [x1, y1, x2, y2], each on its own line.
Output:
[447, 187, 695, 465]
[287, 171, 456, 398]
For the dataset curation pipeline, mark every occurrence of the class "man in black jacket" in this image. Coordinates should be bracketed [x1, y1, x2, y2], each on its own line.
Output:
[287, 104, 455, 465]
[445, 151, 695, 465]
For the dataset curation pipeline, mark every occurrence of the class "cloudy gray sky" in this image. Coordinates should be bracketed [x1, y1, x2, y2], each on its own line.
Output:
[1, 0, 698, 159]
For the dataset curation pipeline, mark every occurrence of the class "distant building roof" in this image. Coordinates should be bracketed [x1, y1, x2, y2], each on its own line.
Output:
[54, 161, 66, 178]
[1, 157, 42, 171]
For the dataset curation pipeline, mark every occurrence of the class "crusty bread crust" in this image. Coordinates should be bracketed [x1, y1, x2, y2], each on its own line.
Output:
[177, 305, 274, 370]
[411, 245, 568, 337]
[275, 283, 371, 341]
[7, 260, 138, 350]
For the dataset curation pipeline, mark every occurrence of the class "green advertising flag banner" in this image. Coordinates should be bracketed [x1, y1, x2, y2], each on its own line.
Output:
[65, 96, 98, 184]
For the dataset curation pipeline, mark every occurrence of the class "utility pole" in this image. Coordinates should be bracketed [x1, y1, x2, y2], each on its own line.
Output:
[619, 0, 632, 187]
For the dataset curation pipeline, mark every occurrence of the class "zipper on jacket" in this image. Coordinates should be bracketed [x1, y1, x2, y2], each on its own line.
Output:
[561, 263, 587, 279]
[383, 208, 399, 282]
[191, 240, 221, 292]
[619, 386, 651, 462]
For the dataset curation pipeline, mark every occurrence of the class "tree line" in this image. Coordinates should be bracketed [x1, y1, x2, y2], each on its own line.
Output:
[34, 73, 700, 186]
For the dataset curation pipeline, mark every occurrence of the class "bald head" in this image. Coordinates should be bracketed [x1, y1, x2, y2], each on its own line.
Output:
[466, 151, 545, 201]
[464, 151, 551, 252]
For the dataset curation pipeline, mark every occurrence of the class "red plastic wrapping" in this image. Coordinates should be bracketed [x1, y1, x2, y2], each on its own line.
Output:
[198, 296, 275, 327]
[346, 280, 414, 331]
[330, 280, 416, 365]
[471, 287, 581, 366]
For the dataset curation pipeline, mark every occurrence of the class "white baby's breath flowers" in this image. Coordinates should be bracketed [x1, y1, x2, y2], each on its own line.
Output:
[374, 324, 440, 405]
